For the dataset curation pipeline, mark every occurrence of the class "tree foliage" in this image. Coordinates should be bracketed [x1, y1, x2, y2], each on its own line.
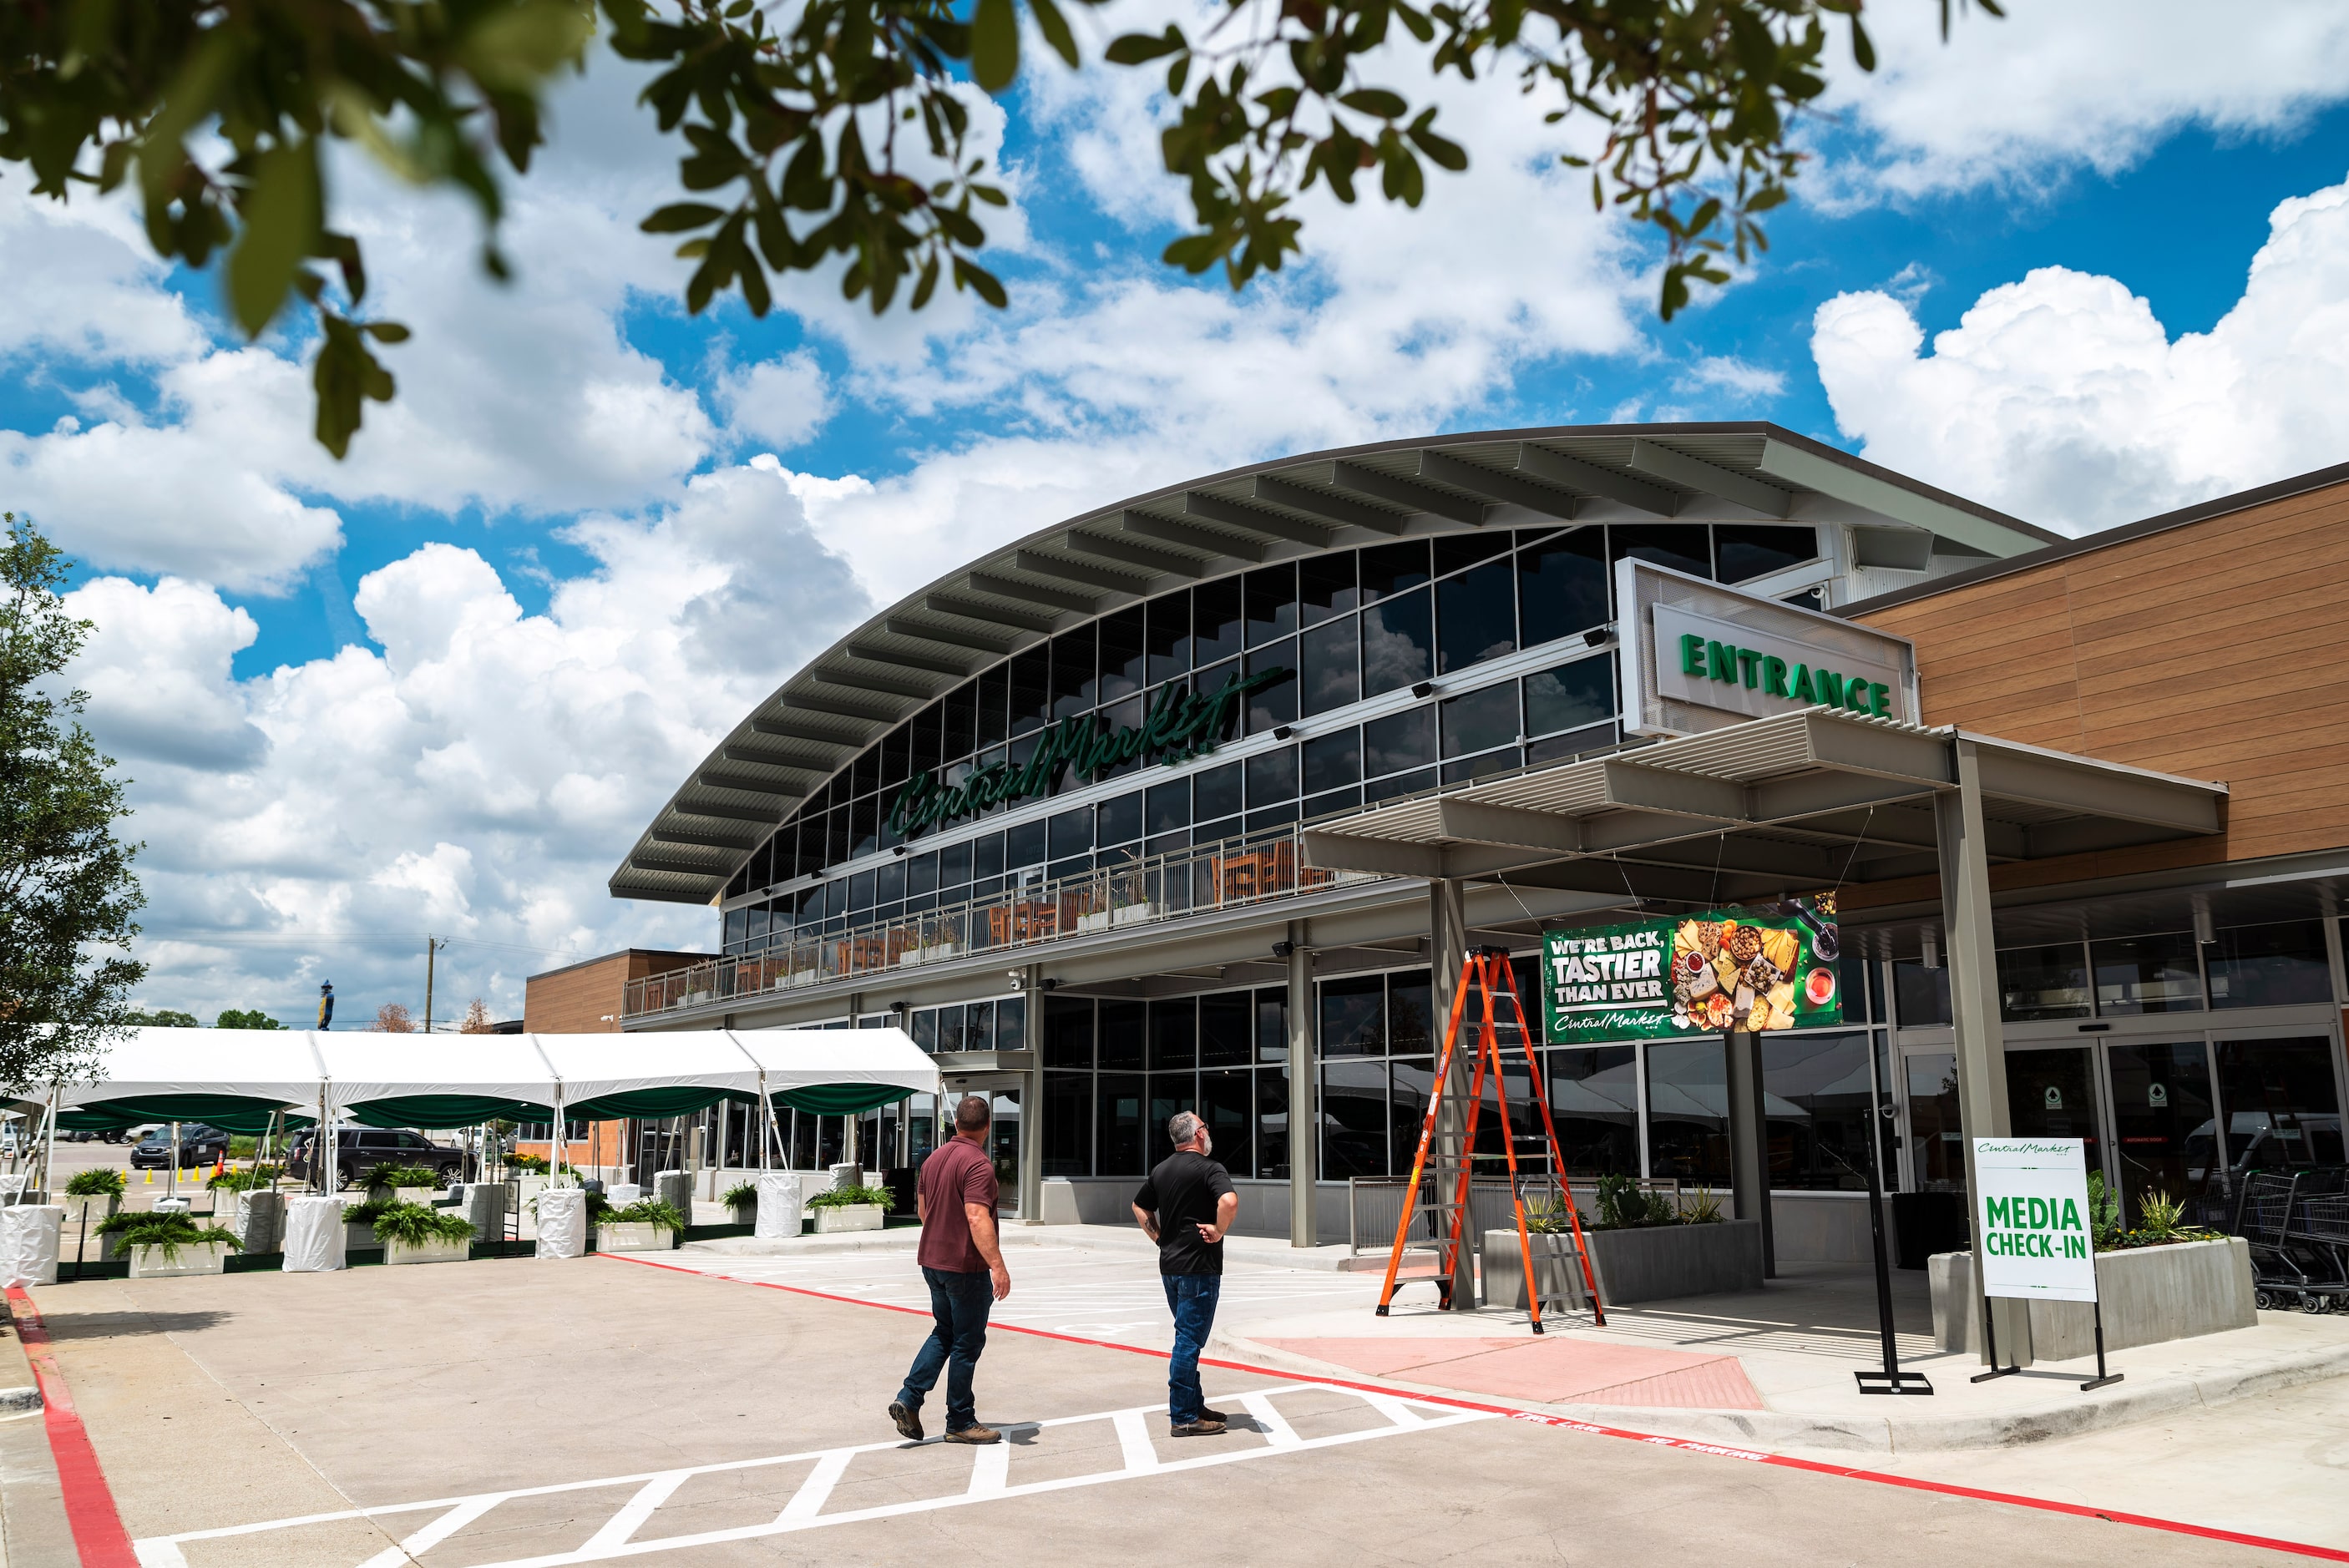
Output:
[126, 1007, 200, 1027]
[0, 515, 145, 1094]
[370, 1001, 417, 1032]
[216, 1008, 287, 1029]
[1, 0, 1997, 459]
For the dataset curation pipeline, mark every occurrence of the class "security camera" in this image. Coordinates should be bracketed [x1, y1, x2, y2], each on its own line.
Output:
[1271, 940, 1296, 959]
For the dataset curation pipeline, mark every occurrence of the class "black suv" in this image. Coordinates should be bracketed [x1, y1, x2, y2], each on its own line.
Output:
[286, 1128, 468, 1189]
[129, 1124, 231, 1169]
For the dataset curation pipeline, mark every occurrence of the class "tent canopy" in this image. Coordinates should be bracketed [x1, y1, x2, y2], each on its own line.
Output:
[48, 1027, 939, 1128]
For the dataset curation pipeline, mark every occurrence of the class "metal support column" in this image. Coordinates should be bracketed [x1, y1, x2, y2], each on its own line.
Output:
[1429, 878, 1476, 1308]
[1724, 1026, 1775, 1277]
[1286, 923, 1318, 1247]
[1936, 736, 2029, 1367]
[1020, 963, 1045, 1225]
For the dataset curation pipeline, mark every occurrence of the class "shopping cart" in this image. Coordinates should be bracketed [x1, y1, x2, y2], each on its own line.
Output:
[2234, 1171, 2324, 1313]
[2278, 1171, 2349, 1315]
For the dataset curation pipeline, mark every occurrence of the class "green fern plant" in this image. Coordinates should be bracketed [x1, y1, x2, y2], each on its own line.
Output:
[65, 1169, 126, 1198]
[808, 1184, 892, 1210]
[721, 1180, 759, 1209]
[363, 1162, 443, 1191]
[367, 1202, 475, 1247]
[340, 1198, 395, 1227]
[608, 1199, 688, 1232]
[93, 1212, 240, 1261]
[2085, 1171, 2124, 1250]
[207, 1165, 281, 1191]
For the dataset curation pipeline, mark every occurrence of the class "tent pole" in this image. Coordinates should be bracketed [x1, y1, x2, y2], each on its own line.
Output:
[43, 1085, 58, 1205]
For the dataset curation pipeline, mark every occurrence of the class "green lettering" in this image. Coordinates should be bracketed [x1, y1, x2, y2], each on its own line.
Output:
[2063, 1235, 2086, 1259]
[1708, 640, 1738, 682]
[2058, 1198, 2081, 1232]
[1680, 634, 1708, 676]
[2026, 1196, 2047, 1230]
[1986, 1196, 2012, 1228]
[1816, 670, 1845, 707]
[1790, 664, 1815, 702]
[1845, 680, 1871, 714]
[1763, 655, 1789, 697]
[1869, 681, 1891, 718]
[1736, 647, 1763, 689]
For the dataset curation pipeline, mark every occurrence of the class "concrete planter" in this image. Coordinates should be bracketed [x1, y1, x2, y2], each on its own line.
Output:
[813, 1204, 885, 1234]
[1930, 1237, 2257, 1359]
[343, 1222, 377, 1252]
[127, 1242, 233, 1279]
[728, 1201, 757, 1226]
[62, 1194, 119, 1228]
[598, 1222, 677, 1253]
[1481, 1231, 1592, 1312]
[1582, 1219, 1764, 1304]
[383, 1234, 470, 1267]
[370, 1186, 439, 1206]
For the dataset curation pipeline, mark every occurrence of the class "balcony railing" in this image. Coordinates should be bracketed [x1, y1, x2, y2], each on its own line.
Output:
[623, 823, 1389, 1020]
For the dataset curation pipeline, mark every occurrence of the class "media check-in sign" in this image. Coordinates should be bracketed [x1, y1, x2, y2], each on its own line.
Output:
[1971, 1138, 2100, 1303]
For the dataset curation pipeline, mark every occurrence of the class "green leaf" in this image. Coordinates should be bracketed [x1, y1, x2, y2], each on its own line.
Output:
[971, 0, 1020, 94]
[1105, 27, 1183, 65]
[1028, 0, 1081, 68]
[1850, 18, 1877, 71]
[226, 139, 322, 339]
[362, 321, 413, 343]
[953, 256, 1008, 308]
[642, 202, 726, 234]
[1339, 89, 1409, 120]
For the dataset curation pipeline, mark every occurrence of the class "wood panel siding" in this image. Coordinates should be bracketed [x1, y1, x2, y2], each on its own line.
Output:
[1851, 476, 2349, 904]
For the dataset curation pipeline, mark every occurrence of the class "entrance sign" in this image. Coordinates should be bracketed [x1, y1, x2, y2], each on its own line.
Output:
[1542, 899, 1841, 1043]
[1971, 1138, 2098, 1303]
[1616, 559, 1919, 736]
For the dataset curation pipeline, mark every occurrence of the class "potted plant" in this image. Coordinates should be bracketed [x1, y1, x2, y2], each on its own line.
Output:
[340, 1197, 392, 1251]
[371, 1202, 476, 1266]
[94, 1212, 242, 1278]
[362, 1163, 444, 1204]
[63, 1168, 124, 1226]
[1560, 1176, 1760, 1304]
[722, 1180, 759, 1226]
[808, 1183, 890, 1235]
[600, 1199, 686, 1253]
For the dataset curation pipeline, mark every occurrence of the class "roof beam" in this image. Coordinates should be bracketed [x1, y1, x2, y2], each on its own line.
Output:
[812, 663, 939, 701]
[1119, 509, 1267, 562]
[696, 767, 802, 797]
[1968, 741, 2224, 836]
[964, 571, 1101, 616]
[924, 590, 1060, 635]
[1628, 441, 1792, 518]
[1436, 799, 1585, 854]
[1252, 474, 1409, 535]
[1497, 857, 1725, 905]
[1302, 831, 1440, 878]
[628, 850, 728, 878]
[1184, 490, 1334, 548]
[671, 800, 785, 826]
[1011, 549, 1152, 594]
[1415, 450, 1582, 520]
[650, 826, 762, 852]
[883, 615, 1019, 656]
[1331, 460, 1487, 526]
[844, 644, 974, 680]
[783, 690, 903, 723]
[1755, 437, 2043, 555]
[1516, 444, 1681, 517]
[720, 740, 835, 773]
[1594, 760, 1746, 821]
[1061, 530, 1208, 579]
[747, 716, 855, 751]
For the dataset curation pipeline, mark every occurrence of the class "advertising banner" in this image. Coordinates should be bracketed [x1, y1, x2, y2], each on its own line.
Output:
[1971, 1138, 2099, 1303]
[1541, 898, 1842, 1044]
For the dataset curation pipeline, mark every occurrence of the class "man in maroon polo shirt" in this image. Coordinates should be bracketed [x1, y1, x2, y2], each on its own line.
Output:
[888, 1094, 1010, 1444]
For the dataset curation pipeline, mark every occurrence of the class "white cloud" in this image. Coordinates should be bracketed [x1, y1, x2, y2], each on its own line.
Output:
[715, 351, 834, 451]
[1677, 356, 1786, 400]
[0, 180, 205, 366]
[1811, 171, 2349, 534]
[1815, 1, 2349, 200]
[68, 461, 871, 1024]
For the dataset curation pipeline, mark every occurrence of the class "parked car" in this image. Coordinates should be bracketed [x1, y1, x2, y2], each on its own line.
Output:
[286, 1127, 467, 1189]
[61, 1128, 124, 1144]
[128, 1123, 231, 1170]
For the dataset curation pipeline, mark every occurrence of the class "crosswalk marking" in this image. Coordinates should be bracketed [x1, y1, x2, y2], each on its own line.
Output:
[134, 1385, 1487, 1568]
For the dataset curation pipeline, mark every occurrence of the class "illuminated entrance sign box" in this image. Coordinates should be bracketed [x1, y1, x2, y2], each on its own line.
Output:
[1616, 559, 1919, 736]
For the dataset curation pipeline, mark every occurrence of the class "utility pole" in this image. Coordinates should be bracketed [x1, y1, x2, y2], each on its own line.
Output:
[424, 935, 448, 1034]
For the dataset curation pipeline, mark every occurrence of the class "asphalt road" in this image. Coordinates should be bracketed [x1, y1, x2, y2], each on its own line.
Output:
[24, 1254, 2311, 1568]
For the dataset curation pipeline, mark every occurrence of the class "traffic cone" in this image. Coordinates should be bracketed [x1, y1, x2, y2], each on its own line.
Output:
[144, 1168, 153, 1185]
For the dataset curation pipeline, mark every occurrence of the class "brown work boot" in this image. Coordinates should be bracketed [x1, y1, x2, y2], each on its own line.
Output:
[943, 1424, 1002, 1444]
[887, 1401, 923, 1441]
[1169, 1416, 1227, 1437]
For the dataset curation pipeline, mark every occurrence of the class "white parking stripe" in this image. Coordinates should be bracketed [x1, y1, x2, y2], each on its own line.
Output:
[965, 1440, 1011, 1496]
[1238, 1391, 1302, 1449]
[134, 1385, 1486, 1568]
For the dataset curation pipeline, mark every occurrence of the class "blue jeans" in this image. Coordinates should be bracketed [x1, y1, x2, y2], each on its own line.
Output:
[1162, 1273, 1223, 1424]
[899, 1267, 993, 1432]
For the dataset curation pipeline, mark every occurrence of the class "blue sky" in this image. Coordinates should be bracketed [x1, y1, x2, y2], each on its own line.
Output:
[11, 0, 2349, 1023]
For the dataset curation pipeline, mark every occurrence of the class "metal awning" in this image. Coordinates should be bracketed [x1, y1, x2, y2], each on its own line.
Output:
[1301, 710, 2226, 905]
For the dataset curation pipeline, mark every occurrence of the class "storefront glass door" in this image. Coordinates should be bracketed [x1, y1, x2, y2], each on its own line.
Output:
[2103, 1041, 2217, 1223]
[2002, 1047, 2105, 1176]
[988, 1086, 1021, 1215]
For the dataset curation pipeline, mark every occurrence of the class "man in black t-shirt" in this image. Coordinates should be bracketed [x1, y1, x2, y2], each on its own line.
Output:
[1132, 1111, 1239, 1437]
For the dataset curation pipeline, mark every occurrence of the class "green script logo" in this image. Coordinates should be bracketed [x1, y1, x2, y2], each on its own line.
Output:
[1982, 1194, 2089, 1260]
[1676, 634, 1891, 719]
[886, 667, 1291, 837]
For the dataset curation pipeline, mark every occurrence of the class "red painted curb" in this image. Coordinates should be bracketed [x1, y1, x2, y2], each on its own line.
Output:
[7, 1287, 138, 1568]
[605, 1252, 2349, 1565]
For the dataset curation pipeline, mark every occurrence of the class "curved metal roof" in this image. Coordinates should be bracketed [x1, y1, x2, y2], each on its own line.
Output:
[610, 421, 2055, 906]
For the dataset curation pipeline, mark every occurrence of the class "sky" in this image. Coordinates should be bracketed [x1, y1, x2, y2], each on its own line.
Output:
[8, 0, 2349, 1027]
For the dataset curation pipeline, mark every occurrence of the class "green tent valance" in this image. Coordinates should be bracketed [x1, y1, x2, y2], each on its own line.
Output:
[57, 1095, 311, 1136]
[564, 1086, 757, 1120]
[342, 1095, 553, 1130]
[772, 1084, 915, 1116]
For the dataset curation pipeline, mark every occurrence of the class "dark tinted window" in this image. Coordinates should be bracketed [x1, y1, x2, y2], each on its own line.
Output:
[1300, 617, 1360, 716]
[1099, 606, 1146, 702]
[975, 666, 1008, 748]
[1440, 683, 1519, 757]
[1045, 996, 1094, 1067]
[1304, 728, 1362, 793]
[911, 701, 944, 775]
[1361, 588, 1433, 696]
[849, 797, 878, 857]
[1098, 1000, 1146, 1071]
[1611, 524, 1711, 580]
[1246, 746, 1299, 805]
[937, 838, 972, 888]
[1048, 807, 1092, 860]
[1149, 999, 1197, 1070]
[1433, 533, 1510, 575]
[1389, 971, 1434, 1053]
[1194, 577, 1244, 665]
[1435, 558, 1516, 674]
[1320, 975, 1385, 1055]
[1194, 761, 1243, 819]
[1524, 654, 1614, 736]
[1008, 647, 1049, 736]
[893, 857, 923, 899]
[1146, 781, 1190, 833]
[1300, 552, 1359, 625]
[1147, 591, 1191, 684]
[1360, 541, 1431, 601]
[879, 724, 909, 787]
[1716, 524, 1819, 584]
[1201, 994, 1252, 1067]
[851, 746, 878, 797]
[1005, 817, 1047, 868]
[1998, 943, 2091, 1021]
[1097, 791, 1142, 847]
[1364, 706, 1437, 776]
[1245, 564, 1298, 645]
[2208, 920, 2332, 1009]
[1050, 625, 1096, 719]
[944, 681, 978, 761]
[1245, 641, 1297, 734]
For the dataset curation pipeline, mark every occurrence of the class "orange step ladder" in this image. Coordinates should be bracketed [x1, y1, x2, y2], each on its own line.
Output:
[1374, 948, 1604, 1332]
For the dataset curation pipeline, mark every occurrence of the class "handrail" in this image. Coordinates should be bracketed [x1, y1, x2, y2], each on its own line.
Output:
[622, 822, 1386, 1020]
